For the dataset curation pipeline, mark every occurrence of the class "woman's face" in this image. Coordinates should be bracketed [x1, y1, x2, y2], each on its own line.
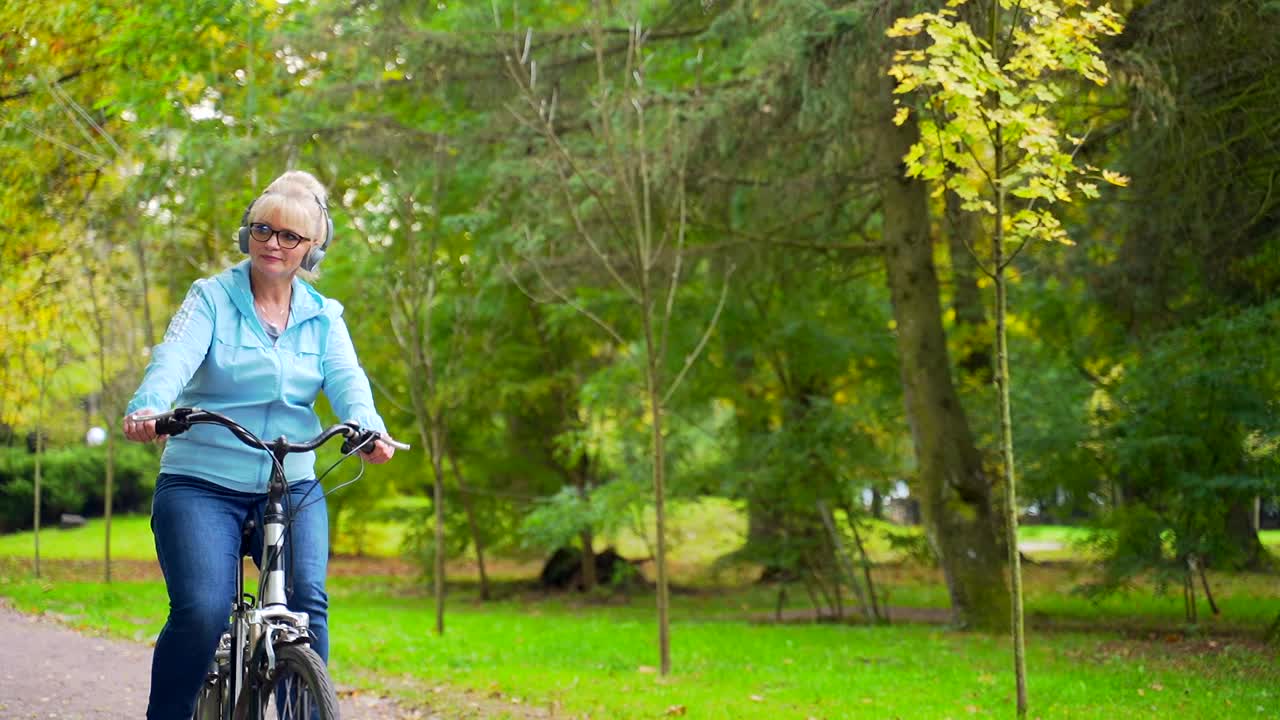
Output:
[246, 208, 315, 280]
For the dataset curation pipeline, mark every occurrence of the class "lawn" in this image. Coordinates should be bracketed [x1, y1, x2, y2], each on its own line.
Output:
[0, 514, 157, 560]
[1, 569, 1278, 719]
[0, 502, 1093, 568]
[1256, 529, 1280, 550]
[4, 514, 1280, 718]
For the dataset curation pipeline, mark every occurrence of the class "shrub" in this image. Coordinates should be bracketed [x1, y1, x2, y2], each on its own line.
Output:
[0, 444, 160, 532]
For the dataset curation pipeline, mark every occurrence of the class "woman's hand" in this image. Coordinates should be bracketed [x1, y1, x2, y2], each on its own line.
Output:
[363, 438, 395, 464]
[122, 410, 161, 443]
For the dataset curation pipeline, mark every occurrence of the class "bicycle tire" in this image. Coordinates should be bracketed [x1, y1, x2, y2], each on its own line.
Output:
[232, 643, 339, 720]
[192, 668, 231, 720]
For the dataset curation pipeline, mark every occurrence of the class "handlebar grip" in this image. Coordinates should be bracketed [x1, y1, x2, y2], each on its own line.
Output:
[154, 417, 188, 437]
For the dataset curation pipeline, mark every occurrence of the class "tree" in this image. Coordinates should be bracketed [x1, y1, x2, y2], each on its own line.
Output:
[380, 157, 476, 635]
[886, 0, 1125, 714]
[25, 337, 63, 579]
[1095, 0, 1280, 567]
[1100, 0, 1280, 330]
[1086, 303, 1280, 621]
[868, 0, 1012, 634]
[673, 0, 1017, 631]
[502, 4, 731, 674]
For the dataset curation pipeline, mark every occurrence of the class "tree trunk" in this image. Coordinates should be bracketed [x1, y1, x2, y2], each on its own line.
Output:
[87, 268, 114, 584]
[103, 426, 114, 584]
[1225, 499, 1267, 570]
[447, 447, 491, 601]
[871, 2, 1008, 631]
[650, 386, 670, 674]
[840, 499, 885, 623]
[641, 301, 671, 675]
[429, 421, 446, 635]
[818, 500, 871, 622]
[576, 457, 597, 592]
[32, 368, 46, 579]
[408, 376, 448, 635]
[994, 122, 1028, 719]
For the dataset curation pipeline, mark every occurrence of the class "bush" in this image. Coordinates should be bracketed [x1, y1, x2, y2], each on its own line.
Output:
[0, 444, 160, 532]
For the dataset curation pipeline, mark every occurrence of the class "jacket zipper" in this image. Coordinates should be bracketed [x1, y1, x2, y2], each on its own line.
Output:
[259, 341, 281, 491]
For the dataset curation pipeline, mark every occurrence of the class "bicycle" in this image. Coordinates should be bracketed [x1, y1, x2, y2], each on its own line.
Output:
[136, 407, 410, 720]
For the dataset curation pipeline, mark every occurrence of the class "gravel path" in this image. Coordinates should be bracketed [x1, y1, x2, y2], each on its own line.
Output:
[0, 601, 424, 719]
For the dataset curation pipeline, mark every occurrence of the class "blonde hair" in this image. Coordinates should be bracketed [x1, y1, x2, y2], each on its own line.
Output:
[246, 170, 331, 245]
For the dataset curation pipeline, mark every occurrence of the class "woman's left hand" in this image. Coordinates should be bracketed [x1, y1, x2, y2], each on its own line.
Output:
[363, 438, 395, 464]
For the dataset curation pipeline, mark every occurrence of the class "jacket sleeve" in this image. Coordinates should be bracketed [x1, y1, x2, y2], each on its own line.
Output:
[125, 280, 216, 416]
[321, 301, 388, 433]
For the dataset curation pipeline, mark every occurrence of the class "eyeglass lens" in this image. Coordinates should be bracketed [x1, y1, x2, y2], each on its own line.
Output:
[249, 223, 306, 249]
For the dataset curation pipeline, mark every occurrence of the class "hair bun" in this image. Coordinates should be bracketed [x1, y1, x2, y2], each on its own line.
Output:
[266, 170, 327, 205]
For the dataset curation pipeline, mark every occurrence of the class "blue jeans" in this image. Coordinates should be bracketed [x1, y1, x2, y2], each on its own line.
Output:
[146, 473, 330, 720]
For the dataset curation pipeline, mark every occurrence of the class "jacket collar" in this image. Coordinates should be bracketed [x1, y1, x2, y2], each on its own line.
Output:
[216, 260, 326, 341]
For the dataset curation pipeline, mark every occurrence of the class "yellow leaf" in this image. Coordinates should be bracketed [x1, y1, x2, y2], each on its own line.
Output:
[1102, 169, 1130, 187]
[665, 705, 687, 716]
[886, 16, 927, 38]
[893, 106, 910, 126]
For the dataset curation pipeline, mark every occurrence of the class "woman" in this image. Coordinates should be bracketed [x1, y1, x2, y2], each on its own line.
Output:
[122, 170, 394, 719]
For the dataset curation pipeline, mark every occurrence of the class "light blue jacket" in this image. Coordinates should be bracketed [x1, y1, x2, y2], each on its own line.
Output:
[126, 261, 386, 493]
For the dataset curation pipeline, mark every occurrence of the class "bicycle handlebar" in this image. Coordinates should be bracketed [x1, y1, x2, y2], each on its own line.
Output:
[131, 407, 411, 455]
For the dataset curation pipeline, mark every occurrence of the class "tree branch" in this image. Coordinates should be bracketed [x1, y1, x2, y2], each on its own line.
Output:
[662, 263, 735, 406]
[0, 66, 99, 104]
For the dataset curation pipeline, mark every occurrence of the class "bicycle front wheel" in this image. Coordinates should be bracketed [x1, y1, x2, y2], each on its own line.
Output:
[232, 644, 339, 720]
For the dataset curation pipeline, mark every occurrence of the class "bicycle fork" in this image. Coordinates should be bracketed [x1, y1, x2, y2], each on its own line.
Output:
[247, 475, 313, 670]
[215, 487, 307, 711]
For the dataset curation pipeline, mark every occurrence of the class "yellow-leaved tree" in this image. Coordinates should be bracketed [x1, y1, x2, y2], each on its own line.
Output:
[885, 1, 1127, 717]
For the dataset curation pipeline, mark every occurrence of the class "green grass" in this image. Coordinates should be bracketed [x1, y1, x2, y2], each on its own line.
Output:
[1019, 524, 1095, 545]
[0, 515, 157, 561]
[329, 591, 1275, 720]
[5, 514, 1280, 717]
[0, 505, 1102, 569]
[2, 571, 1278, 719]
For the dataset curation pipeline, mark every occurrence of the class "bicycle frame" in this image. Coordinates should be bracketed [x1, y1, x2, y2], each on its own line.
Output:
[137, 407, 409, 719]
[226, 439, 317, 711]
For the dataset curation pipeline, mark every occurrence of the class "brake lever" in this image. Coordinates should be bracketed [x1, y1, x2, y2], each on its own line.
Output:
[132, 408, 196, 437]
[340, 430, 378, 456]
[340, 427, 411, 455]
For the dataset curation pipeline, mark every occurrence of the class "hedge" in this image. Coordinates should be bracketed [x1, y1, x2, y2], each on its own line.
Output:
[0, 444, 161, 533]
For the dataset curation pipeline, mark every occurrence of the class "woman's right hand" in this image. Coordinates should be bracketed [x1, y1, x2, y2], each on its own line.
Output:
[122, 410, 161, 443]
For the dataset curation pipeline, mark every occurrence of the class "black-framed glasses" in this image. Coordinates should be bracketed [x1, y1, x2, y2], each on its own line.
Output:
[248, 222, 311, 249]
